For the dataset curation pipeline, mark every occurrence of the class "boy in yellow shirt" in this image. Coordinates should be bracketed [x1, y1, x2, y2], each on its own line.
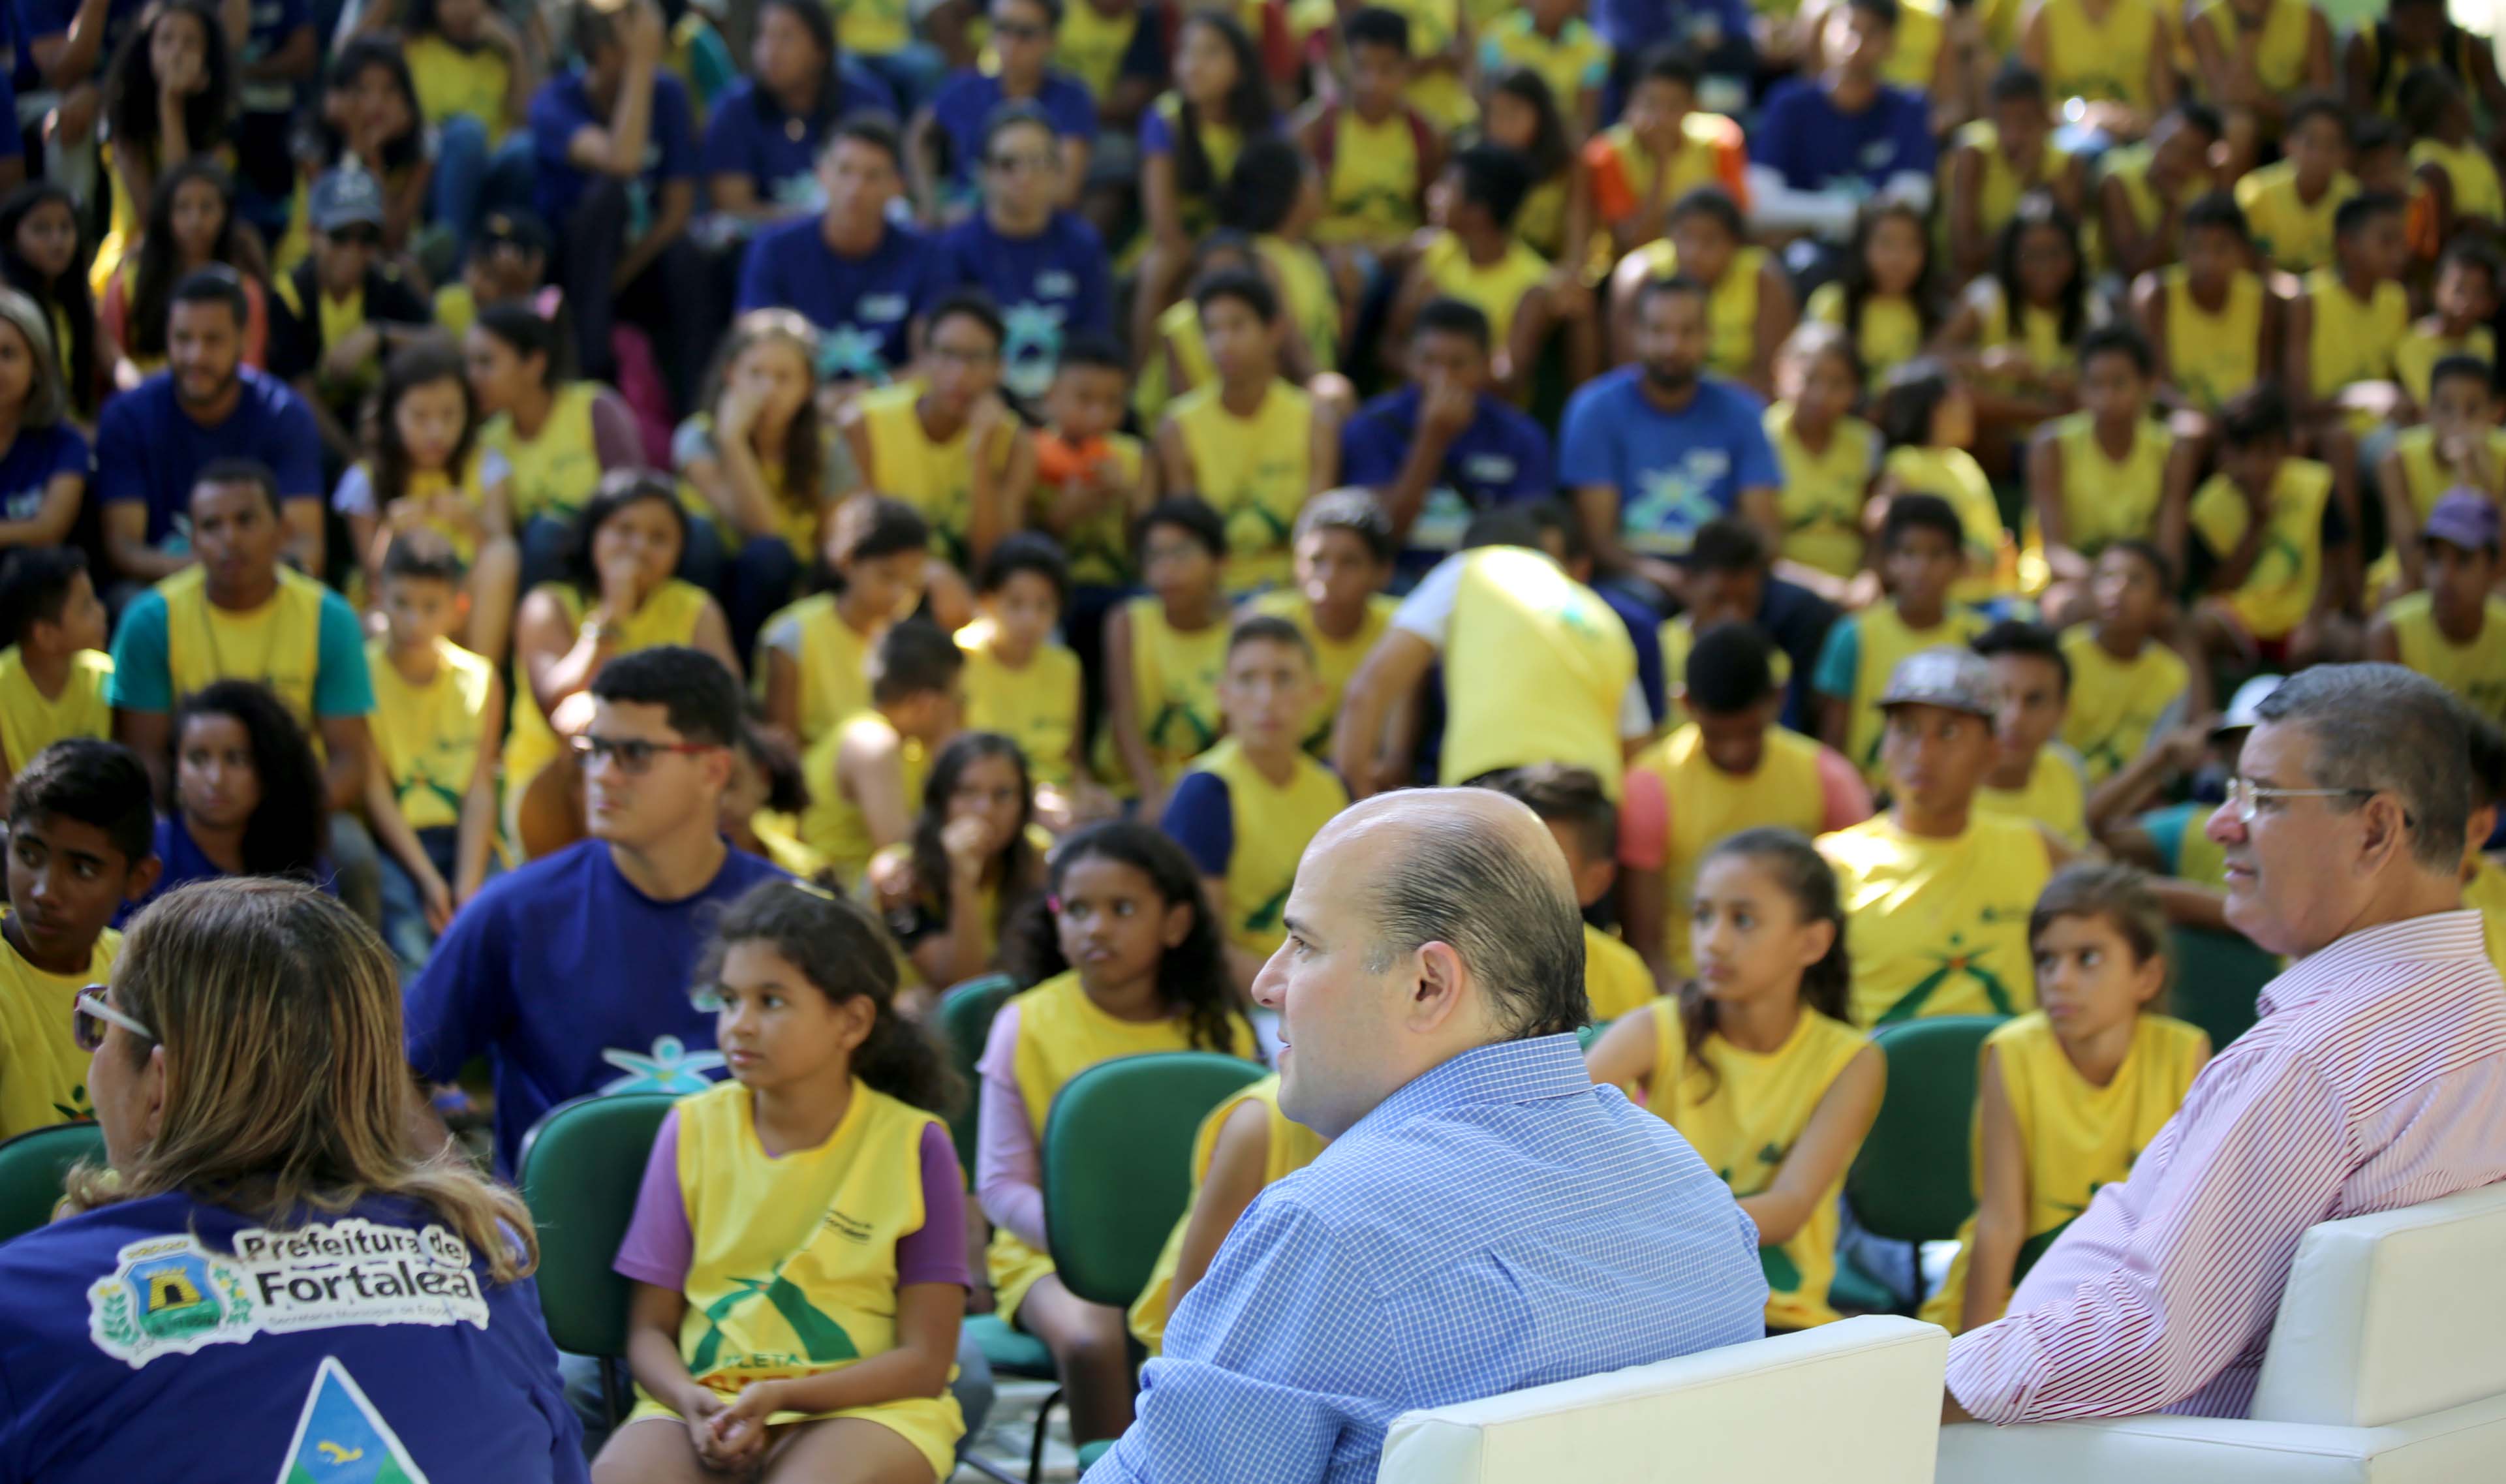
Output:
[2059, 540, 2191, 792]
[1297, 8, 1441, 264]
[1971, 619, 2090, 848]
[2369, 354, 2503, 599]
[1481, 762, 1660, 1022]
[1814, 494, 1991, 784]
[758, 496, 930, 749]
[1160, 615, 1348, 990]
[2188, 384, 2359, 707]
[2232, 95, 2358, 276]
[1391, 144, 1575, 402]
[2134, 192, 2275, 425]
[0, 548, 110, 796]
[0, 738, 159, 1137]
[2368, 491, 2506, 725]
[2289, 192, 2409, 551]
[1248, 489, 1397, 758]
[1476, 0, 1607, 134]
[959, 532, 1104, 827]
[801, 618, 965, 886]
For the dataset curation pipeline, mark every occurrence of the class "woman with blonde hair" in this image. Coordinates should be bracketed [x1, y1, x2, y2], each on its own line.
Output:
[0, 878, 585, 1481]
[0, 284, 89, 555]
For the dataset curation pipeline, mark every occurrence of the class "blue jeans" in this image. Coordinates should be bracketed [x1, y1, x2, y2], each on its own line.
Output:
[680, 521, 803, 666]
[378, 825, 501, 982]
[431, 115, 537, 258]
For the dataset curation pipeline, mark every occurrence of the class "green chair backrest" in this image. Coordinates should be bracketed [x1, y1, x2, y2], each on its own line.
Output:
[0, 1123, 105, 1244]
[2169, 925, 2276, 1053]
[1042, 1051, 1267, 1308]
[1575, 1020, 1612, 1052]
[516, 1092, 681, 1357]
[1844, 1015, 2006, 1243]
[938, 975, 1019, 1176]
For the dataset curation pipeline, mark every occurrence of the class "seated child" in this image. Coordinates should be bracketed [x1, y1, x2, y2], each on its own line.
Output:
[1298, 8, 1440, 260]
[868, 731, 1049, 996]
[1942, 67, 2082, 282]
[604, 880, 968, 1483]
[2188, 385, 2357, 700]
[1924, 863, 2208, 1332]
[760, 497, 932, 750]
[1934, 192, 2094, 454]
[2231, 94, 2357, 277]
[1608, 185, 1794, 397]
[841, 292, 1036, 574]
[2058, 540, 2192, 791]
[1393, 144, 1579, 401]
[1103, 498, 1233, 817]
[0, 548, 110, 794]
[1032, 336, 1158, 678]
[2370, 354, 2505, 600]
[1804, 201, 1936, 394]
[1481, 762, 1662, 1022]
[1248, 489, 1397, 758]
[2290, 191, 2409, 463]
[1872, 359, 2010, 605]
[2026, 325, 2187, 625]
[800, 619, 965, 887]
[2395, 242, 2499, 412]
[2368, 491, 2506, 726]
[2133, 192, 2274, 424]
[2402, 65, 2504, 246]
[958, 534, 1096, 824]
[2095, 103, 2224, 283]
[1815, 494, 1993, 785]
[1972, 619, 2091, 848]
[1583, 48, 1749, 257]
[1762, 324, 1880, 595]
[1126, 1071, 1327, 1354]
[1585, 827, 1884, 1331]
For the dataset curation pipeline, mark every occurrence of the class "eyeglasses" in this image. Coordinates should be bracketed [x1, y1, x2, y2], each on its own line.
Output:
[2221, 775, 2380, 824]
[568, 733, 720, 775]
[74, 987, 153, 1053]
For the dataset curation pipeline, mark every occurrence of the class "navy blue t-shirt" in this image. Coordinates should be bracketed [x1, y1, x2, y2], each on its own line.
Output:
[927, 69, 1097, 188]
[698, 67, 899, 212]
[529, 66, 698, 227]
[405, 839, 787, 1174]
[0, 1192, 583, 1484]
[92, 369, 324, 548]
[736, 216, 946, 381]
[1339, 386, 1555, 564]
[1755, 77, 1936, 194]
[937, 211, 1112, 398]
[0, 422, 86, 526]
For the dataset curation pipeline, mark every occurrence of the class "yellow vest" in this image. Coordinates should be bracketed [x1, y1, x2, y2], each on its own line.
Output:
[1806, 283, 1925, 392]
[1117, 596, 1229, 787]
[1636, 724, 1831, 978]
[1819, 812, 2049, 1027]
[506, 580, 713, 805]
[367, 638, 495, 832]
[364, 448, 498, 564]
[1151, 93, 1241, 236]
[2197, 0, 2313, 95]
[1181, 737, 1348, 959]
[1583, 923, 1658, 1022]
[1258, 236, 1340, 377]
[1881, 445, 2009, 603]
[831, 0, 912, 54]
[2058, 627, 2189, 788]
[1976, 746, 2090, 848]
[1171, 380, 1314, 593]
[2161, 268, 2265, 412]
[1030, 432, 1145, 589]
[2303, 271, 2409, 398]
[2189, 457, 2334, 642]
[767, 593, 880, 750]
[1055, 0, 1140, 99]
[2395, 325, 2495, 410]
[1438, 547, 1638, 796]
[956, 622, 1081, 787]
[480, 382, 608, 525]
[159, 565, 326, 732]
[405, 33, 512, 144]
[1316, 108, 1423, 245]
[1834, 603, 1993, 784]
[860, 384, 1004, 568]
[2235, 162, 2358, 275]
[1127, 1074, 1323, 1352]
[1644, 1000, 1872, 1329]
[1247, 591, 1395, 756]
[2466, 859, 2506, 983]
[1419, 230, 1553, 350]
[2394, 425, 2506, 524]
[0, 647, 110, 774]
[2384, 592, 2506, 724]
[1924, 1012, 2205, 1331]
[0, 921, 117, 1138]
[1767, 405, 1880, 581]
[1375, 0, 1474, 128]
[1951, 122, 2073, 247]
[987, 971, 1258, 1320]
[799, 711, 930, 887]
[1635, 240, 1769, 384]
[2050, 413, 2173, 553]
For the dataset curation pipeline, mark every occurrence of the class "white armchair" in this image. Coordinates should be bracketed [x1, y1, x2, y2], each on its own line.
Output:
[1937, 1181, 2506, 1484]
[1379, 1314, 1949, 1484]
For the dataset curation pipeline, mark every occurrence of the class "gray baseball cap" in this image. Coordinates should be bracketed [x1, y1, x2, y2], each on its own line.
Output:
[1878, 647, 1999, 719]
[310, 165, 385, 235]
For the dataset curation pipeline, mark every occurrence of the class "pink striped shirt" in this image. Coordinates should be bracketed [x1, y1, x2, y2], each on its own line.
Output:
[1945, 909, 2506, 1424]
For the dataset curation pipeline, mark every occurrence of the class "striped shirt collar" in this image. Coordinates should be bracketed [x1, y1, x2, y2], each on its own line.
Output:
[2257, 908, 2490, 1020]
[1342, 1032, 1591, 1146]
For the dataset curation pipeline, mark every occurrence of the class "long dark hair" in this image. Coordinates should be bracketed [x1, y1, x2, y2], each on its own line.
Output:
[1487, 66, 1571, 183]
[1991, 191, 2088, 352]
[0, 183, 98, 418]
[908, 732, 1042, 942]
[696, 879, 964, 1115]
[1677, 828, 1851, 1091]
[1012, 820, 1245, 1057]
[1839, 198, 1940, 344]
[373, 339, 481, 512]
[304, 37, 425, 178]
[563, 472, 689, 601]
[696, 309, 826, 523]
[751, 0, 845, 121]
[1172, 12, 1273, 202]
[104, 0, 235, 173]
[172, 679, 328, 882]
[127, 160, 251, 361]
[473, 298, 569, 390]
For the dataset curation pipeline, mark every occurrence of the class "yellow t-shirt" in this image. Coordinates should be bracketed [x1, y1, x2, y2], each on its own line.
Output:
[1259, 235, 1341, 376]
[799, 711, 931, 888]
[1767, 405, 1880, 581]
[480, 382, 609, 527]
[1419, 230, 1553, 352]
[1819, 812, 2050, 1027]
[0, 646, 111, 775]
[859, 385, 1010, 570]
[1177, 737, 1348, 959]
[1949, 121, 2073, 248]
[159, 565, 326, 734]
[1806, 283, 1924, 392]
[1584, 925, 1658, 1022]
[1171, 380, 1315, 593]
[761, 593, 880, 750]
[352, 448, 499, 564]
[1128, 1074, 1324, 1353]
[2234, 162, 2357, 275]
[1056, 0, 1141, 99]
[1315, 108, 1424, 245]
[1881, 445, 2011, 602]
[0, 922, 117, 1138]
[1633, 240, 1771, 384]
[2414, 138, 2506, 223]
[1976, 745, 2090, 848]
[505, 580, 714, 811]
[1879, 0, 1945, 88]
[1435, 546, 1639, 796]
[1923, 1012, 2206, 1331]
[2394, 326, 2494, 411]
[2058, 627, 2190, 788]
[2189, 457, 2335, 642]
[2094, 140, 2207, 272]
[628, 1078, 961, 1481]
[987, 970, 1260, 1321]
[1827, 602, 1994, 785]
[2303, 271, 2410, 399]
[831, 0, 913, 55]
[1246, 591, 1395, 757]
[955, 621, 1081, 788]
[1477, 13, 1607, 114]
[367, 637, 496, 833]
[405, 33, 513, 144]
[1633, 723, 1834, 978]
[2047, 412, 2173, 553]
[1642, 1000, 1872, 1330]
[2161, 267, 2266, 412]
[1374, 0, 1474, 129]
[2383, 592, 2506, 724]
[2195, 0, 2315, 97]
[1115, 596, 1230, 788]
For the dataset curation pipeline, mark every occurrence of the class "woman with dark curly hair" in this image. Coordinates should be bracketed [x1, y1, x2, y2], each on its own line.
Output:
[135, 678, 330, 911]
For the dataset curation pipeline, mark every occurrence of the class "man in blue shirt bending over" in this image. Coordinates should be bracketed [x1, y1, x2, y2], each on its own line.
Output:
[1094, 788, 1767, 1483]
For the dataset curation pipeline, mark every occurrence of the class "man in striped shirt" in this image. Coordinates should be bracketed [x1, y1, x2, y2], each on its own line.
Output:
[1946, 664, 2506, 1425]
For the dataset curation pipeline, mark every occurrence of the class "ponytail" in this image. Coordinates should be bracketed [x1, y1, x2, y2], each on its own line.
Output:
[1677, 827, 1852, 1094]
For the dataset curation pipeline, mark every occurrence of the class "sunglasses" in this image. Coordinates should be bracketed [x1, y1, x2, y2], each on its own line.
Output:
[73, 986, 153, 1054]
[568, 732, 720, 775]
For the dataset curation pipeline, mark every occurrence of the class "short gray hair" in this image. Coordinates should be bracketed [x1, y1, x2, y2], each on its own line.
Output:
[1362, 809, 1589, 1038]
[2253, 663, 2469, 871]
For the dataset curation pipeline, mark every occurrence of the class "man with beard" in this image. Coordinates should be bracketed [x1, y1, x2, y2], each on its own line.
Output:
[1560, 275, 1781, 608]
[93, 269, 325, 593]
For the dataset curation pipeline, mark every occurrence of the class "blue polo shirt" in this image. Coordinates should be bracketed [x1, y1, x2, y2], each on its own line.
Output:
[529, 66, 697, 227]
[698, 67, 899, 213]
[1756, 77, 1936, 194]
[1557, 368, 1778, 557]
[1340, 386, 1555, 563]
[937, 210, 1112, 397]
[737, 216, 946, 381]
[927, 68, 1097, 187]
[0, 422, 87, 525]
[92, 369, 324, 548]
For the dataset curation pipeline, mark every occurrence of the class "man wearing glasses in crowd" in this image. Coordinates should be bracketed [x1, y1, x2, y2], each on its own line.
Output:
[1944, 664, 2506, 1429]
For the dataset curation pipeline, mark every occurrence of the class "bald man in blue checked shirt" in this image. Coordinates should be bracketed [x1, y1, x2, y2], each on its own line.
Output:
[1092, 789, 1767, 1483]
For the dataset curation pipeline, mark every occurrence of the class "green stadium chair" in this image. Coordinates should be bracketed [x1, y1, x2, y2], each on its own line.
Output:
[2169, 925, 2278, 1053]
[1844, 1015, 2006, 1314]
[514, 1090, 679, 1427]
[0, 1122, 104, 1244]
[1043, 1052, 1267, 1308]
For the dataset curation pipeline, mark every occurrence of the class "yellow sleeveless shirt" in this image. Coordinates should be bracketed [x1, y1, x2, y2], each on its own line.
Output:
[2058, 627, 2189, 787]
[955, 621, 1081, 788]
[1181, 737, 1348, 959]
[1881, 445, 2011, 602]
[1767, 405, 1880, 580]
[799, 711, 931, 887]
[766, 593, 879, 750]
[367, 637, 496, 832]
[859, 385, 1009, 570]
[2303, 271, 2409, 399]
[2197, 0, 2313, 95]
[1419, 230, 1553, 349]
[2161, 267, 2264, 412]
[0, 647, 110, 775]
[1636, 723, 1831, 978]
[2189, 457, 2335, 642]
[160, 565, 326, 731]
[2042, 0, 2166, 105]
[2050, 412, 2173, 553]
[1127, 1074, 1323, 1352]
[1316, 108, 1423, 245]
[2383, 592, 2506, 723]
[1246, 591, 1395, 756]
[1171, 380, 1314, 593]
[1116, 596, 1229, 788]
[1819, 812, 2049, 1026]
[1806, 284, 1924, 392]
[480, 382, 607, 526]
[506, 580, 713, 808]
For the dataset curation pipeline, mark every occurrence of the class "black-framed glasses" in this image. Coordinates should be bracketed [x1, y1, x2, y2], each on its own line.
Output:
[74, 986, 153, 1053]
[568, 733, 720, 775]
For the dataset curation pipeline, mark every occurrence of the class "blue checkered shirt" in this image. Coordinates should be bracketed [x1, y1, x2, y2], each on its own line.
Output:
[1091, 1032, 1768, 1483]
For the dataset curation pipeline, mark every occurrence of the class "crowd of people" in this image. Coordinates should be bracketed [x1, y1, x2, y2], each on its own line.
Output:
[0, 0, 2504, 1475]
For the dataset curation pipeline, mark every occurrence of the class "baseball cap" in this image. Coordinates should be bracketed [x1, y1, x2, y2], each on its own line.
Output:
[310, 165, 384, 235]
[2214, 674, 2283, 737]
[1877, 647, 1998, 719]
[2422, 489, 2501, 554]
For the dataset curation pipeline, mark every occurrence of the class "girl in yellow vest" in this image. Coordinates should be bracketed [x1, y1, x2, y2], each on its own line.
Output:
[99, 164, 271, 393]
[2396, 244, 2497, 412]
[1154, 273, 1336, 595]
[677, 311, 843, 657]
[758, 497, 931, 751]
[1103, 497, 1232, 816]
[87, 0, 236, 302]
[2131, 191, 2274, 421]
[1804, 201, 1938, 395]
[1127, 1072, 1326, 1353]
[1942, 70, 2082, 282]
[1925, 863, 2208, 1333]
[2026, 325, 2185, 625]
[1133, 12, 1278, 371]
[340, 342, 521, 664]
[1764, 324, 1880, 593]
[1586, 828, 1885, 1332]
[843, 294, 1035, 574]
[1873, 360, 2013, 604]
[506, 475, 739, 856]
[865, 732, 1049, 997]
[1608, 186, 1795, 398]
[465, 301, 643, 583]
[977, 822, 1260, 1444]
[603, 880, 970, 1484]
[959, 535, 1092, 816]
[2370, 354, 2506, 601]
[1936, 193, 2094, 473]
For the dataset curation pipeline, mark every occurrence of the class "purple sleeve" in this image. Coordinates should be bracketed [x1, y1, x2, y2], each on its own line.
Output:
[894, 1122, 971, 1288]
[589, 390, 644, 472]
[611, 1109, 692, 1289]
[974, 1002, 1050, 1250]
